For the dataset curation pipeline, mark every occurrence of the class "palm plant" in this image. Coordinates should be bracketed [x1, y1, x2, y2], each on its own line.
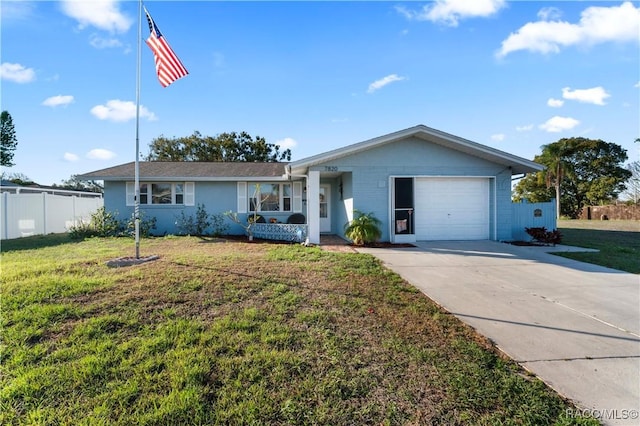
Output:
[537, 140, 574, 220]
[344, 210, 382, 246]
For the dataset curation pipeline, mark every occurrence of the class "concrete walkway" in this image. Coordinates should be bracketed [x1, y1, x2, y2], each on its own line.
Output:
[358, 241, 640, 425]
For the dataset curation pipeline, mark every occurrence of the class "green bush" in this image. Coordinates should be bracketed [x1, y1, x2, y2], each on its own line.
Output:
[344, 210, 382, 246]
[125, 211, 158, 237]
[175, 204, 229, 236]
[69, 207, 121, 239]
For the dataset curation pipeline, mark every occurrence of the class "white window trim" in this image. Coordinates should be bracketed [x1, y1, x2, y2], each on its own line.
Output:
[126, 181, 194, 206]
[238, 181, 303, 213]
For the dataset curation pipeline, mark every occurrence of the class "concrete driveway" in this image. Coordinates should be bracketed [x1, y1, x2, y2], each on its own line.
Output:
[357, 241, 640, 426]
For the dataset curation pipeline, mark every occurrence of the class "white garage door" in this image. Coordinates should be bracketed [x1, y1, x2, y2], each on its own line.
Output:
[415, 177, 490, 240]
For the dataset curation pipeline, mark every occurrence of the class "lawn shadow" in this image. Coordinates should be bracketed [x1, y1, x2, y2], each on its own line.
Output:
[1, 233, 80, 253]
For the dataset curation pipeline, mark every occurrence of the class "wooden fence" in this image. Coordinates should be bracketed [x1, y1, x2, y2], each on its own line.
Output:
[1, 192, 103, 240]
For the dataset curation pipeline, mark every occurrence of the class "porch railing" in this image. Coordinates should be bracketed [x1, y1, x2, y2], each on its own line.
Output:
[251, 223, 308, 243]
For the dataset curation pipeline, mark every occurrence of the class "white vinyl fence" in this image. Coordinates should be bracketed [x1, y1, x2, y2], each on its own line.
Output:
[1, 192, 103, 240]
[511, 199, 556, 241]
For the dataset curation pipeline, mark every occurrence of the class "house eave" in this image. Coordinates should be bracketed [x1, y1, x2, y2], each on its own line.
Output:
[289, 124, 543, 176]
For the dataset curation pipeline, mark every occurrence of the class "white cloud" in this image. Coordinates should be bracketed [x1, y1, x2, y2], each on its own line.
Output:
[516, 124, 534, 132]
[42, 95, 75, 107]
[562, 86, 610, 105]
[1, 1, 35, 21]
[491, 134, 505, 142]
[275, 137, 297, 150]
[1, 62, 36, 83]
[397, 0, 505, 27]
[537, 7, 562, 21]
[634, 81, 640, 88]
[89, 34, 123, 49]
[86, 149, 116, 160]
[90, 100, 157, 122]
[497, 2, 640, 57]
[547, 98, 564, 108]
[64, 152, 80, 162]
[60, 0, 132, 33]
[539, 116, 580, 133]
[367, 74, 405, 94]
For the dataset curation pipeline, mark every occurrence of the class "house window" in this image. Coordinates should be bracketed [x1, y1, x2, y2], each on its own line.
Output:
[127, 182, 193, 206]
[249, 183, 292, 212]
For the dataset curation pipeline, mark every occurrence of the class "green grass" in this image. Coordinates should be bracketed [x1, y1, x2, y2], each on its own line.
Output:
[557, 220, 640, 274]
[1, 236, 598, 425]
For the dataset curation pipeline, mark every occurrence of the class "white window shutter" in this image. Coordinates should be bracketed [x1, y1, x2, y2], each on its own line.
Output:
[293, 181, 303, 213]
[184, 182, 195, 206]
[126, 182, 135, 206]
[237, 182, 247, 213]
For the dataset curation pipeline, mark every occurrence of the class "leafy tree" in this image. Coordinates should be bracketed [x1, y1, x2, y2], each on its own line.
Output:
[145, 131, 291, 162]
[53, 175, 104, 193]
[1, 111, 18, 167]
[3, 172, 34, 185]
[513, 137, 632, 218]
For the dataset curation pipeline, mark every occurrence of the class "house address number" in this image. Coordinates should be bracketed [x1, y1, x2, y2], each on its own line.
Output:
[324, 166, 338, 172]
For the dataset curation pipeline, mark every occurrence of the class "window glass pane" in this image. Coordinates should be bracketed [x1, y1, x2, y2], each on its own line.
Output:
[282, 184, 291, 211]
[140, 184, 148, 204]
[249, 183, 284, 211]
[175, 184, 184, 204]
[249, 184, 259, 211]
[152, 183, 172, 204]
[261, 184, 280, 211]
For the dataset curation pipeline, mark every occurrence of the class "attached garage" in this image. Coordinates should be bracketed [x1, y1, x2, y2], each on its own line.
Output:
[414, 177, 490, 241]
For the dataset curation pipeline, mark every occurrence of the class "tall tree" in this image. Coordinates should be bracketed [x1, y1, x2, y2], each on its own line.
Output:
[513, 137, 632, 218]
[145, 131, 291, 162]
[537, 139, 574, 220]
[1, 111, 18, 167]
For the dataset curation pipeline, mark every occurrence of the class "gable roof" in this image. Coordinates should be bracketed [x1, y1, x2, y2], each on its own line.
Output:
[78, 161, 288, 181]
[289, 124, 544, 175]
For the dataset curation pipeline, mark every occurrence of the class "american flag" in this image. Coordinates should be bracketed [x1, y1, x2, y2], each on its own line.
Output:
[144, 7, 188, 87]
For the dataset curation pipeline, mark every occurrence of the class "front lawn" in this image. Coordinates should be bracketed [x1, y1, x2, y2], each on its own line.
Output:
[557, 220, 640, 274]
[1, 236, 597, 425]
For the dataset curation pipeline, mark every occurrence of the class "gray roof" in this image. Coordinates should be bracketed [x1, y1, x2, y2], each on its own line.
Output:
[290, 124, 544, 175]
[78, 161, 289, 181]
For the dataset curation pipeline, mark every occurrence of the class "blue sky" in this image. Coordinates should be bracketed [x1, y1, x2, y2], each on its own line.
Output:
[2, 0, 639, 186]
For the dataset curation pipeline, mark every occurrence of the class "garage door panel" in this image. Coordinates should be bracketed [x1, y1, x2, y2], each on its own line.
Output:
[415, 178, 489, 240]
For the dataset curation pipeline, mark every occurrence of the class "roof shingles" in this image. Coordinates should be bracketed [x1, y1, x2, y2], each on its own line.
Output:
[79, 162, 289, 181]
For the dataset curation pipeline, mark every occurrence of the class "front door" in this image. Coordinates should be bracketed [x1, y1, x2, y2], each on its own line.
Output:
[319, 185, 331, 233]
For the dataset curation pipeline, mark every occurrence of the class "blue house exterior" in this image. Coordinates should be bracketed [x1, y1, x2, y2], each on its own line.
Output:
[80, 125, 545, 244]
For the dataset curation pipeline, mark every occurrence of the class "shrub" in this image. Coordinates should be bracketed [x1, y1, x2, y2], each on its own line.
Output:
[69, 207, 121, 239]
[125, 211, 158, 237]
[525, 227, 563, 246]
[176, 204, 228, 236]
[344, 210, 382, 246]
[175, 204, 211, 236]
[210, 212, 230, 237]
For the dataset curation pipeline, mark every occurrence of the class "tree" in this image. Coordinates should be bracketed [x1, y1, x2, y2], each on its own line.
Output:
[538, 139, 574, 220]
[145, 131, 291, 162]
[1, 111, 18, 167]
[3, 172, 34, 185]
[53, 175, 104, 193]
[513, 137, 632, 218]
[620, 161, 640, 204]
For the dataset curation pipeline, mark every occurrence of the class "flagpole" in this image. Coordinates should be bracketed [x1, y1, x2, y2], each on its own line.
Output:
[134, 0, 142, 259]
